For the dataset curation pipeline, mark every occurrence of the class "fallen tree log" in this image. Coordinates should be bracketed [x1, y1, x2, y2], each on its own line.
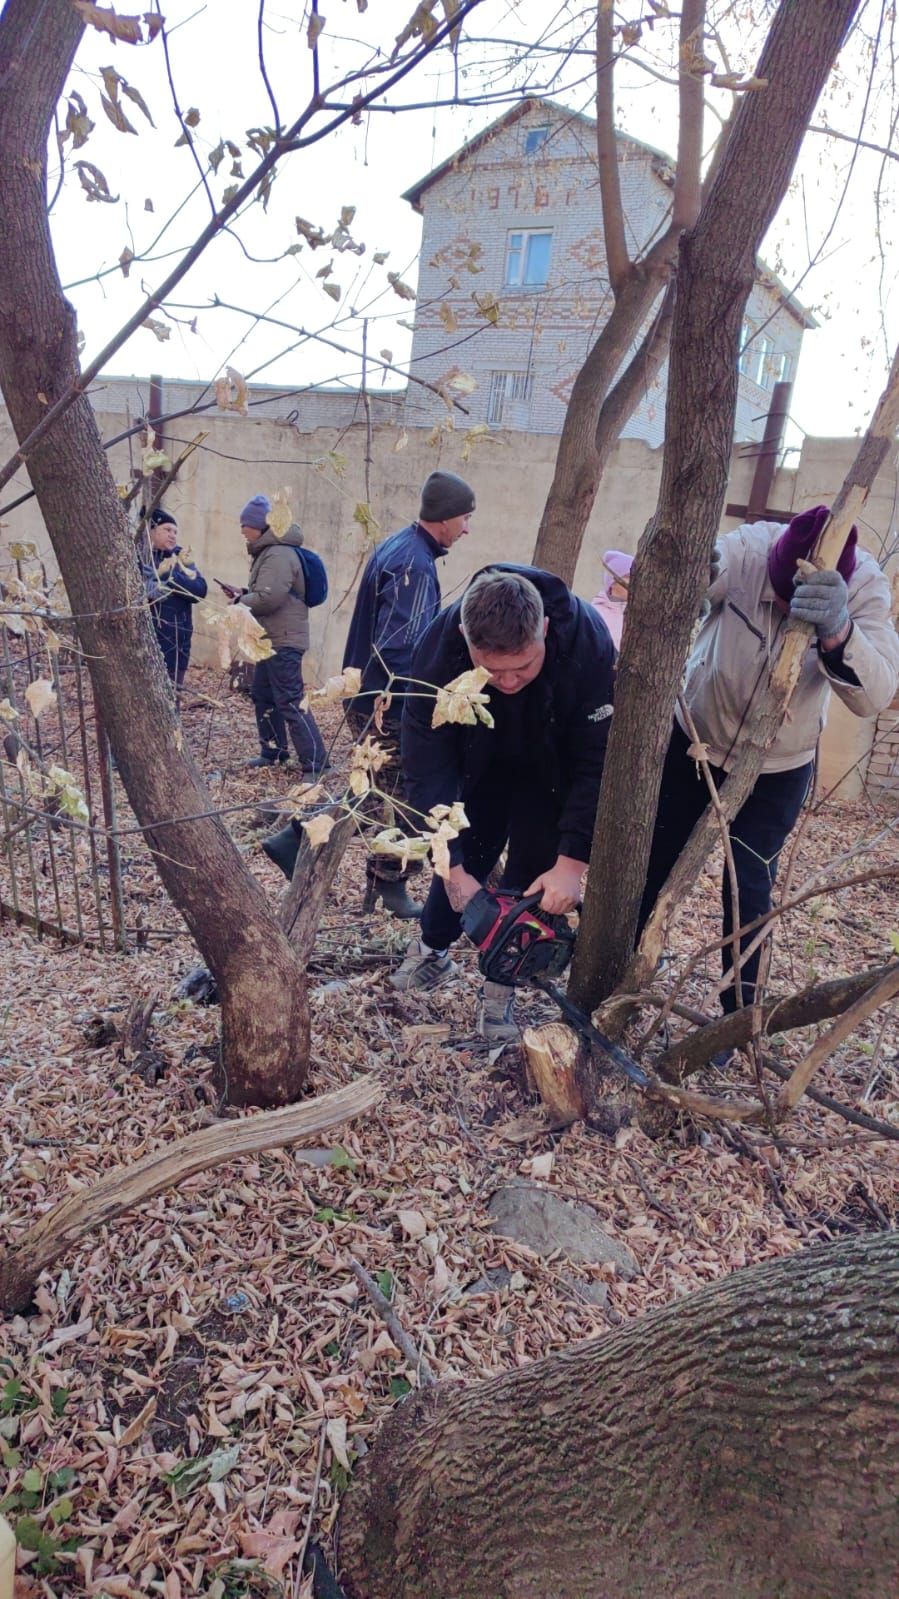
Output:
[336, 1231, 899, 1599]
[0, 1075, 381, 1314]
[655, 961, 897, 1079]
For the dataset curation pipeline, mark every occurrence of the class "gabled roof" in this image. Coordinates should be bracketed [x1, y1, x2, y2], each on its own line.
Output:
[402, 96, 816, 331]
[401, 97, 668, 212]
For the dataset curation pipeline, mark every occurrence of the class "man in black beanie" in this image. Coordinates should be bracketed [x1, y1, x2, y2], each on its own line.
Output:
[262, 470, 475, 917]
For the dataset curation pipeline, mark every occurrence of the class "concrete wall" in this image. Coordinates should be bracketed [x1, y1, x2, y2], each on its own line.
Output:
[1, 405, 897, 799]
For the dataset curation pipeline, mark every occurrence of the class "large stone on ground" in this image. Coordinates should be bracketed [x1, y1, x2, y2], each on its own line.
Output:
[488, 1180, 638, 1279]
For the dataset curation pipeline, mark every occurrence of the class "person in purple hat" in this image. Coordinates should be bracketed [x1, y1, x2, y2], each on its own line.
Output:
[224, 494, 328, 773]
[638, 505, 899, 1017]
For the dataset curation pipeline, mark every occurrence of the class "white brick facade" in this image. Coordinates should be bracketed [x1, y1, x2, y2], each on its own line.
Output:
[403, 101, 810, 444]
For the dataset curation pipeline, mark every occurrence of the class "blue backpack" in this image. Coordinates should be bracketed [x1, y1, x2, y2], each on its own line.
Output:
[295, 546, 328, 607]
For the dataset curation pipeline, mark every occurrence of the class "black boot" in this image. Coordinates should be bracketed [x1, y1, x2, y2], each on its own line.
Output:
[375, 876, 422, 920]
[262, 820, 304, 879]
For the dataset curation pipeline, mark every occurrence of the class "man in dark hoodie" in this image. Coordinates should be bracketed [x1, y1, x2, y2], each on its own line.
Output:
[263, 470, 476, 912]
[144, 506, 207, 688]
[392, 565, 616, 1044]
[226, 494, 327, 772]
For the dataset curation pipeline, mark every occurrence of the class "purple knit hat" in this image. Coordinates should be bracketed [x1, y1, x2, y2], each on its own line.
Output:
[239, 494, 271, 531]
[767, 504, 858, 602]
[601, 549, 634, 597]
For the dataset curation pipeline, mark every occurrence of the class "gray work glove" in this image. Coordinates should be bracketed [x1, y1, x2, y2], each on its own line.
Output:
[789, 567, 850, 641]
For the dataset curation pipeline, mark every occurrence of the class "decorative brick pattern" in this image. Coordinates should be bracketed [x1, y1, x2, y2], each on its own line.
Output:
[404, 103, 808, 443]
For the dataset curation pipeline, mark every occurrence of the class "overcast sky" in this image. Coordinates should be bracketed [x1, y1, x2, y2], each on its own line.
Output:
[50, 0, 898, 452]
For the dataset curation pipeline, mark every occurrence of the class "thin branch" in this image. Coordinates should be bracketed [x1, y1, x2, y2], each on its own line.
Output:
[672, 0, 705, 230]
[777, 966, 899, 1113]
[595, 1, 629, 292]
[0, 0, 486, 496]
[348, 1257, 436, 1387]
[809, 121, 899, 163]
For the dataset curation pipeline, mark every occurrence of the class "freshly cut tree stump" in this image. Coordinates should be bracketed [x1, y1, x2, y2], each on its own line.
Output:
[521, 1022, 587, 1124]
[337, 1232, 899, 1599]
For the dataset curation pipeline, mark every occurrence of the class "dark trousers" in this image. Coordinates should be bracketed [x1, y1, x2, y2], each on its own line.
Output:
[637, 721, 813, 1012]
[421, 770, 559, 952]
[251, 647, 327, 771]
[156, 625, 190, 689]
[347, 708, 418, 884]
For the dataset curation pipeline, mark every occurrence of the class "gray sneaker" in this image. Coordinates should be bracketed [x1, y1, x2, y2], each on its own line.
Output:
[478, 980, 519, 1045]
[390, 936, 456, 992]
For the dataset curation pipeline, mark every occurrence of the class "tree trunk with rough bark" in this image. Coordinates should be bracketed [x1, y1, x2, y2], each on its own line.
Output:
[570, 0, 862, 1012]
[337, 1231, 899, 1599]
[531, 0, 705, 584]
[0, 0, 309, 1108]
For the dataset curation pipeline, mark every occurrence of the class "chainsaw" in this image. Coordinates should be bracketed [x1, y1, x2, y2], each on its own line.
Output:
[460, 888, 649, 1088]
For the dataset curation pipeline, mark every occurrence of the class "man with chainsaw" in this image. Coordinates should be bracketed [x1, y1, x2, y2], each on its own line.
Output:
[391, 565, 616, 1044]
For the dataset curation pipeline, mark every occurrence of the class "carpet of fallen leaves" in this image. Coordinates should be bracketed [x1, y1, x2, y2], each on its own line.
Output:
[1, 669, 897, 1598]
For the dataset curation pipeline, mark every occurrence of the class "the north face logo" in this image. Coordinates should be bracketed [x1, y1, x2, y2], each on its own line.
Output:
[588, 704, 613, 723]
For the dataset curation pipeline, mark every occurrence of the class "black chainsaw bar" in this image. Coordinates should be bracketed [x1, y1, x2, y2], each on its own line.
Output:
[461, 888, 650, 1090]
[534, 977, 651, 1091]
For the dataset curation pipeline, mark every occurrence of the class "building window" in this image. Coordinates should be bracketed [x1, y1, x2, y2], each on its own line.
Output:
[487, 370, 533, 426]
[739, 324, 786, 389]
[525, 126, 550, 155]
[504, 229, 552, 287]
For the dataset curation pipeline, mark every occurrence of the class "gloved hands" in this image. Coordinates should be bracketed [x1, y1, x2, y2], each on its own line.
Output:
[789, 567, 851, 644]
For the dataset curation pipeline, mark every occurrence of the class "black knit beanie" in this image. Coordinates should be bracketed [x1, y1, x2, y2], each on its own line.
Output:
[148, 506, 177, 526]
[419, 470, 475, 522]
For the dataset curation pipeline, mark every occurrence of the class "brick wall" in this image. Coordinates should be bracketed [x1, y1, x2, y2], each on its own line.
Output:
[404, 102, 806, 444]
[867, 694, 899, 800]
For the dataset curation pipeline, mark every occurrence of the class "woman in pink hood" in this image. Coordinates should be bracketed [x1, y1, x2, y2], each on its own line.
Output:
[591, 550, 633, 650]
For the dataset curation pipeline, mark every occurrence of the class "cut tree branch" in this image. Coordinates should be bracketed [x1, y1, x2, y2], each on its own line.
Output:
[0, 1076, 382, 1314]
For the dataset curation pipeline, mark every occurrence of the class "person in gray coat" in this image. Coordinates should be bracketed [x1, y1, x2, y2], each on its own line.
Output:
[225, 494, 327, 771]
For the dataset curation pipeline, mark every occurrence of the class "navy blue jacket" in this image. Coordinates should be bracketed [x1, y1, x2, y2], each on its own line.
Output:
[342, 523, 445, 719]
[401, 565, 616, 864]
[150, 546, 207, 683]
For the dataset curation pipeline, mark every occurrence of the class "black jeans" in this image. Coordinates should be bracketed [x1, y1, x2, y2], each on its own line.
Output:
[251, 647, 327, 770]
[637, 720, 813, 1012]
[421, 769, 559, 952]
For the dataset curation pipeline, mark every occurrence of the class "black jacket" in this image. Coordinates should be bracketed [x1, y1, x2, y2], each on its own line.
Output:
[401, 565, 615, 863]
[150, 545, 207, 680]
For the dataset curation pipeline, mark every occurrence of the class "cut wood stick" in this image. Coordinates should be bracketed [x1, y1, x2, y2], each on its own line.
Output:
[349, 1257, 435, 1387]
[0, 1076, 382, 1314]
[776, 967, 899, 1114]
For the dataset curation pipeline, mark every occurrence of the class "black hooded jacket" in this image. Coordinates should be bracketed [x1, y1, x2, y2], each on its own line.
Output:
[401, 565, 615, 864]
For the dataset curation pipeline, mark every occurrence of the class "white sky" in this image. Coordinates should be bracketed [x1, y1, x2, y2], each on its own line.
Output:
[51, 0, 899, 451]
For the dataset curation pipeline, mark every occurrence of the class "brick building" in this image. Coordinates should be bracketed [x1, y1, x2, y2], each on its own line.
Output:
[402, 98, 814, 441]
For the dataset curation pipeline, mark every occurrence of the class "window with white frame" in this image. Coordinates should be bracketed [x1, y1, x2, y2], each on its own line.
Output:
[504, 229, 552, 288]
[739, 323, 783, 388]
[487, 370, 533, 426]
[525, 126, 550, 155]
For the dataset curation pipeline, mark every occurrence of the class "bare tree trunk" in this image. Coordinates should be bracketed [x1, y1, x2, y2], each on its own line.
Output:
[570, 0, 863, 1011]
[532, 273, 673, 581]
[0, 0, 309, 1108]
[531, 0, 704, 582]
[337, 1232, 899, 1599]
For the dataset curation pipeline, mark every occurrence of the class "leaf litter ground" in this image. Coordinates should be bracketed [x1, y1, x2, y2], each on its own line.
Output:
[1, 671, 897, 1596]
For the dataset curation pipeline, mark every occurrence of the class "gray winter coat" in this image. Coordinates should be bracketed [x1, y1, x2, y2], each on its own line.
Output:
[241, 524, 309, 651]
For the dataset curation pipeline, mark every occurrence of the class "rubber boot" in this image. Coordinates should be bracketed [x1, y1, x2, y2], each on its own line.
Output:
[375, 876, 422, 920]
[262, 819, 304, 879]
